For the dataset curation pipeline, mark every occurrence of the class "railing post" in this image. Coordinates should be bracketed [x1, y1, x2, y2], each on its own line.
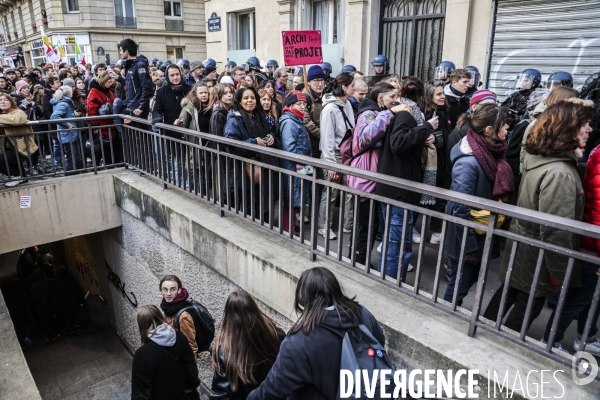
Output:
[217, 142, 225, 218]
[468, 212, 498, 337]
[88, 121, 98, 175]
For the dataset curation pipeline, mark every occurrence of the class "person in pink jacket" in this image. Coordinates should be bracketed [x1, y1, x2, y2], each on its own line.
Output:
[347, 82, 411, 266]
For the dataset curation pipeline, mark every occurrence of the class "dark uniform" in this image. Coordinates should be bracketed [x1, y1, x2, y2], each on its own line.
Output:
[124, 55, 154, 119]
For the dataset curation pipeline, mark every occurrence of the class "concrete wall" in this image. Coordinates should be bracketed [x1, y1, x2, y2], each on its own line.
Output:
[0, 172, 122, 255]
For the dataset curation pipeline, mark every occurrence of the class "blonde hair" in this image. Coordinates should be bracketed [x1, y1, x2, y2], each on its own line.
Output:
[258, 89, 277, 120]
[96, 71, 113, 88]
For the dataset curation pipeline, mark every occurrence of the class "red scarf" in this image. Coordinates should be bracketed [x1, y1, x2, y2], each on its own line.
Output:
[283, 106, 304, 120]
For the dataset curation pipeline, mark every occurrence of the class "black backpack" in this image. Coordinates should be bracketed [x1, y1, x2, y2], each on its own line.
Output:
[174, 298, 215, 353]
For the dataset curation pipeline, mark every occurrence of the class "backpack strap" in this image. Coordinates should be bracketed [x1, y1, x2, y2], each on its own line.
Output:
[336, 105, 352, 131]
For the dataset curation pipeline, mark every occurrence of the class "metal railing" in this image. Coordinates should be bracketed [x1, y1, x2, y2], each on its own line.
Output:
[2, 115, 599, 378]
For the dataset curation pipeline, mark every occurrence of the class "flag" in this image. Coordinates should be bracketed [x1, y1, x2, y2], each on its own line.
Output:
[55, 34, 66, 59]
[74, 40, 86, 66]
[40, 26, 61, 63]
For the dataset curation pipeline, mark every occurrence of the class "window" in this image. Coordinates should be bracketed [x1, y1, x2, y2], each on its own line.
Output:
[306, 0, 343, 44]
[228, 10, 255, 51]
[166, 46, 183, 61]
[164, 1, 181, 18]
[66, 0, 79, 12]
[115, 0, 136, 28]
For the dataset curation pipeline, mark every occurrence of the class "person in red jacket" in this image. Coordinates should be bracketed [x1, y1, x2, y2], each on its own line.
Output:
[541, 121, 600, 355]
[87, 71, 121, 164]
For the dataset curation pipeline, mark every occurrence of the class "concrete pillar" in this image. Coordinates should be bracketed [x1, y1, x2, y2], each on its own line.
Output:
[278, 0, 296, 31]
[441, 0, 473, 67]
[344, 0, 369, 70]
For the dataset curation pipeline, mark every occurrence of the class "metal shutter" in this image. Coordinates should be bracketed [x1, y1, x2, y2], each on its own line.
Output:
[487, 0, 600, 102]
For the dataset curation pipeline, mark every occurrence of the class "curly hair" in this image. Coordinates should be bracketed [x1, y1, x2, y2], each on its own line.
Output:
[185, 81, 214, 114]
[524, 101, 595, 157]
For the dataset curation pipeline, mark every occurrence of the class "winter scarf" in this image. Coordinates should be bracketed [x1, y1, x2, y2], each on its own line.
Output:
[238, 107, 270, 139]
[160, 287, 191, 317]
[450, 85, 466, 97]
[466, 129, 515, 204]
[420, 145, 438, 206]
[283, 106, 304, 120]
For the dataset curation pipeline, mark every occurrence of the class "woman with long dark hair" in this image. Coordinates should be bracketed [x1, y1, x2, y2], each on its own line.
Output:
[210, 290, 285, 399]
[246, 267, 384, 400]
[224, 86, 279, 217]
[131, 305, 199, 399]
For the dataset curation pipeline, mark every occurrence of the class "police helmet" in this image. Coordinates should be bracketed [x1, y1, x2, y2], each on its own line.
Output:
[514, 68, 542, 91]
[266, 60, 279, 69]
[321, 62, 332, 74]
[547, 71, 574, 89]
[341, 65, 356, 73]
[434, 61, 456, 80]
[156, 61, 163, 68]
[247, 56, 262, 70]
[371, 54, 388, 66]
[464, 65, 481, 87]
[164, 59, 173, 66]
[177, 59, 190, 69]
[151, 57, 159, 63]
[294, 66, 304, 75]
[225, 61, 237, 68]
[203, 58, 216, 68]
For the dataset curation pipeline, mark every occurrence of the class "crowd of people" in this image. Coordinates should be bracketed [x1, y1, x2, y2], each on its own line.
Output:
[2, 37, 600, 396]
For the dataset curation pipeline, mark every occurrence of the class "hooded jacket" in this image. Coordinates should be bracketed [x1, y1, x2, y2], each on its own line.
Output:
[582, 145, 600, 255]
[87, 79, 117, 138]
[50, 95, 77, 143]
[131, 324, 200, 400]
[444, 136, 495, 261]
[279, 110, 312, 208]
[498, 152, 583, 297]
[0, 108, 38, 157]
[348, 99, 394, 196]
[444, 84, 470, 130]
[444, 121, 471, 189]
[151, 74, 192, 138]
[41, 87, 55, 120]
[125, 55, 154, 117]
[319, 93, 355, 164]
[375, 111, 434, 205]
[246, 306, 384, 400]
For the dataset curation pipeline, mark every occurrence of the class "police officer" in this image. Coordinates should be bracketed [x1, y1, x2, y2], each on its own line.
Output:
[246, 56, 268, 83]
[266, 60, 279, 79]
[119, 38, 154, 120]
[434, 61, 455, 82]
[501, 68, 542, 129]
[224, 61, 237, 76]
[203, 58, 216, 68]
[340, 65, 356, 74]
[464, 65, 481, 97]
[176, 59, 190, 76]
[151, 57, 159, 68]
[547, 71, 574, 89]
[321, 62, 334, 94]
[372, 54, 388, 75]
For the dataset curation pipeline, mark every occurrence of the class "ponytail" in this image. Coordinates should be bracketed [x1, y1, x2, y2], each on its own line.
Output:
[331, 73, 353, 97]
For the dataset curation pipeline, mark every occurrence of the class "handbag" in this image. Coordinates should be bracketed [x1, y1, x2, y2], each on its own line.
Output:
[245, 157, 260, 184]
[470, 199, 506, 235]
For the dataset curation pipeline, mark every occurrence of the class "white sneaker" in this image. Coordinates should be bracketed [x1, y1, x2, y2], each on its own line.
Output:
[412, 228, 421, 244]
[343, 227, 352, 233]
[573, 339, 600, 355]
[407, 264, 414, 272]
[542, 339, 570, 354]
[430, 232, 442, 245]
[318, 228, 337, 240]
[377, 242, 382, 253]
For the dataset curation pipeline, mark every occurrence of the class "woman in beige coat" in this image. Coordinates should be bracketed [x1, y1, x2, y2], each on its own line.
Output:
[0, 93, 39, 176]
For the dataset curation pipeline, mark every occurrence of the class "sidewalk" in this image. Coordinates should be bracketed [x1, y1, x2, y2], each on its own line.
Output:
[24, 327, 132, 400]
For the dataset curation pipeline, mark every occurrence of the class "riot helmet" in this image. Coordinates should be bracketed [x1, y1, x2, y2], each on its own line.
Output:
[164, 59, 173, 66]
[177, 59, 190, 68]
[294, 66, 304, 75]
[225, 60, 237, 73]
[547, 71, 574, 89]
[341, 65, 356, 73]
[321, 62, 332, 75]
[203, 58, 216, 68]
[513, 68, 541, 91]
[434, 61, 456, 80]
[464, 66, 481, 87]
[247, 56, 262, 71]
[266, 60, 279, 72]
[372, 54, 388, 74]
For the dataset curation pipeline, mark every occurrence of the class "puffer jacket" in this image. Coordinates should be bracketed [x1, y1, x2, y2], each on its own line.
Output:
[444, 84, 470, 130]
[444, 136, 495, 261]
[50, 96, 77, 143]
[498, 152, 584, 297]
[87, 80, 116, 138]
[0, 108, 38, 156]
[302, 87, 324, 158]
[347, 98, 394, 197]
[279, 110, 312, 208]
[319, 93, 354, 164]
[581, 145, 600, 255]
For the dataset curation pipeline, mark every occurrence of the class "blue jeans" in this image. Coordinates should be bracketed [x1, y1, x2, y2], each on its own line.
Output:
[444, 257, 479, 306]
[378, 205, 413, 281]
[543, 260, 600, 345]
[62, 140, 82, 172]
[53, 138, 63, 167]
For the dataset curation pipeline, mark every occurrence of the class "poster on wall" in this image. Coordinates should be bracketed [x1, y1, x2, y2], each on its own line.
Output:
[2, 57, 14, 68]
[281, 30, 323, 66]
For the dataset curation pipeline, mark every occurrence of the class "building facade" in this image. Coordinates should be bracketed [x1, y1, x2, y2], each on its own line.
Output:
[206, 0, 600, 100]
[0, 0, 207, 67]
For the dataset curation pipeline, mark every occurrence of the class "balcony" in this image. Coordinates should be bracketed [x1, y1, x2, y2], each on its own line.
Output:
[115, 16, 136, 29]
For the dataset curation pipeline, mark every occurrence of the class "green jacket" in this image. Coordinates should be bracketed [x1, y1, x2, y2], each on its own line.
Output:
[499, 152, 584, 297]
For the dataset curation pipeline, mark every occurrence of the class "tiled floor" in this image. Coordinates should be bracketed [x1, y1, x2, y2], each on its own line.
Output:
[24, 327, 132, 400]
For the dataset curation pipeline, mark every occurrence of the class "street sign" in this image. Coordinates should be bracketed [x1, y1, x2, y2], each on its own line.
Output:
[208, 12, 221, 32]
[66, 35, 76, 45]
[282, 30, 323, 66]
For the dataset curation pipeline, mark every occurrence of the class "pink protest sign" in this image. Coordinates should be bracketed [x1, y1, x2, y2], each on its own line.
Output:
[282, 30, 323, 66]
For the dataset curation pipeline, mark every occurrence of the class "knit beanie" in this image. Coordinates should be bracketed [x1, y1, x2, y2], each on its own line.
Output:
[189, 60, 204, 73]
[469, 89, 496, 107]
[307, 65, 326, 81]
[284, 90, 307, 106]
[220, 76, 235, 85]
[63, 78, 76, 87]
[15, 80, 29, 93]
